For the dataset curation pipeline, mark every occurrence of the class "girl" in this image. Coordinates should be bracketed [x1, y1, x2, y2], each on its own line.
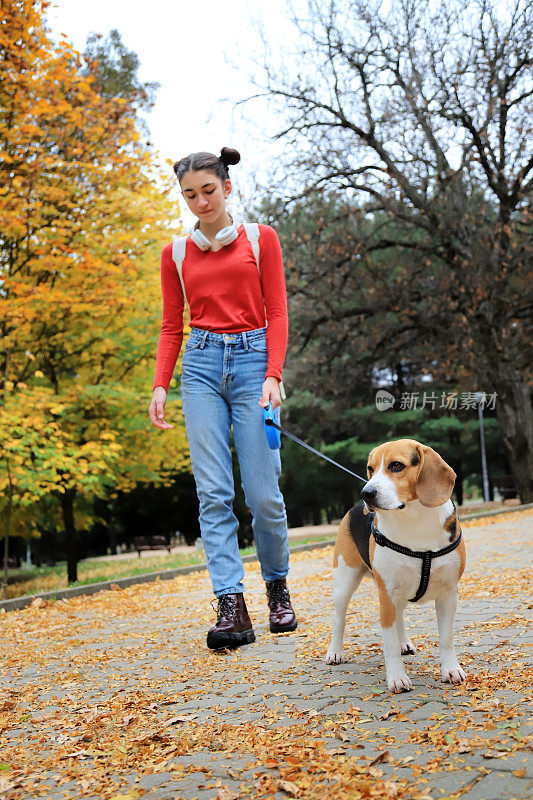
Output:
[149, 147, 296, 651]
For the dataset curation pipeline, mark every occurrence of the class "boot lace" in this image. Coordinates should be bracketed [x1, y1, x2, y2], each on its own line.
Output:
[267, 580, 290, 606]
[211, 594, 237, 621]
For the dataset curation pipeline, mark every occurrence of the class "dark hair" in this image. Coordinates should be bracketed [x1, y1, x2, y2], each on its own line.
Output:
[173, 147, 241, 184]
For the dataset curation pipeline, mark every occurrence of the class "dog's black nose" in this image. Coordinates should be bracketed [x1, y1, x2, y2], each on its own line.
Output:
[361, 487, 377, 502]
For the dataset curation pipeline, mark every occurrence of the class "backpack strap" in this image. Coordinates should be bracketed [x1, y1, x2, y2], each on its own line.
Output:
[172, 226, 287, 399]
[242, 223, 260, 276]
[171, 236, 190, 317]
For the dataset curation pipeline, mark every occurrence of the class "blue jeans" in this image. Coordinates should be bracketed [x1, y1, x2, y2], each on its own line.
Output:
[180, 326, 290, 597]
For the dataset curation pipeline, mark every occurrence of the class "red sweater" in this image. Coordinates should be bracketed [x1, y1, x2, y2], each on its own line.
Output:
[153, 223, 288, 392]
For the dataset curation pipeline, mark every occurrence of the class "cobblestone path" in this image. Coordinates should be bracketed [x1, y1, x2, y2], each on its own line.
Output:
[1, 510, 531, 799]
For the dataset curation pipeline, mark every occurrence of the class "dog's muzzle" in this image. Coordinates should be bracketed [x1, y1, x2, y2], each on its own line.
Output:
[361, 486, 405, 510]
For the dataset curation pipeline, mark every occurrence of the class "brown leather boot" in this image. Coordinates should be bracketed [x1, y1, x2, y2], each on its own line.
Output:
[266, 577, 298, 633]
[206, 593, 255, 651]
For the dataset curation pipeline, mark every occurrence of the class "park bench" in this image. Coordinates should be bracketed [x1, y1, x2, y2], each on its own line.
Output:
[133, 536, 172, 557]
[1, 557, 20, 570]
[492, 474, 518, 500]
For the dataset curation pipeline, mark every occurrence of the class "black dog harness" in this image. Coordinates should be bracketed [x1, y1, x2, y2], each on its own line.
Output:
[370, 518, 463, 603]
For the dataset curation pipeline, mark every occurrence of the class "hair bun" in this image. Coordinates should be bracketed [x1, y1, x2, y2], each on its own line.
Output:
[220, 147, 241, 167]
[172, 158, 183, 176]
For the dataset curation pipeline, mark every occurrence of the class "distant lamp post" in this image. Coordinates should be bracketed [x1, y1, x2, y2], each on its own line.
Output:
[475, 392, 490, 502]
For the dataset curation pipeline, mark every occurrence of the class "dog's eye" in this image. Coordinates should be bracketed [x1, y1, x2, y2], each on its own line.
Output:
[367, 466, 374, 475]
[389, 462, 405, 472]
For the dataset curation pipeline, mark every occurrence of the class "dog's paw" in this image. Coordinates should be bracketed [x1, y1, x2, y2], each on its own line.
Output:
[401, 641, 416, 655]
[387, 672, 412, 693]
[325, 649, 345, 665]
[441, 662, 466, 684]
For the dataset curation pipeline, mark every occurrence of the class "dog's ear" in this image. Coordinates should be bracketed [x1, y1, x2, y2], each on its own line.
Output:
[414, 444, 456, 507]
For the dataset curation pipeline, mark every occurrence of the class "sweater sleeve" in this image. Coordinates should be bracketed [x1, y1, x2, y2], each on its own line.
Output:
[152, 242, 185, 392]
[258, 224, 288, 381]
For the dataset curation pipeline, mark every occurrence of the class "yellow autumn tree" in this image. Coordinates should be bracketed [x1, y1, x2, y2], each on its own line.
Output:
[0, 0, 189, 587]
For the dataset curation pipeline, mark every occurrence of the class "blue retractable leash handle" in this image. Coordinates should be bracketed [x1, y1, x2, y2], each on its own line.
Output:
[262, 403, 366, 482]
[262, 402, 282, 449]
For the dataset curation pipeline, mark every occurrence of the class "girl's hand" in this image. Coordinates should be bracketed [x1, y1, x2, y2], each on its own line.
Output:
[149, 386, 175, 429]
[259, 377, 282, 411]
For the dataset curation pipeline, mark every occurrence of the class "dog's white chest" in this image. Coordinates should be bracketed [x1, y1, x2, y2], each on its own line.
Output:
[372, 546, 460, 604]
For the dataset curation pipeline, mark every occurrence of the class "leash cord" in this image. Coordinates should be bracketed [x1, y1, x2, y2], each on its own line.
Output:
[264, 419, 367, 482]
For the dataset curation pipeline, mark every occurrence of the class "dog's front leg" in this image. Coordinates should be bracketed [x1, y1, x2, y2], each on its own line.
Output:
[376, 581, 412, 692]
[435, 589, 466, 684]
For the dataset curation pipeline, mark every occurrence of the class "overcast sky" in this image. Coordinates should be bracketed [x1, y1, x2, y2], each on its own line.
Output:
[46, 0, 302, 229]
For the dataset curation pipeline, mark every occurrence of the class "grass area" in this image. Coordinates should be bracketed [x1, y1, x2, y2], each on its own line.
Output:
[2, 533, 336, 601]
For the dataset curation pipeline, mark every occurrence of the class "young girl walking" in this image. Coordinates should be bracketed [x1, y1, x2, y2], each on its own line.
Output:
[149, 147, 297, 651]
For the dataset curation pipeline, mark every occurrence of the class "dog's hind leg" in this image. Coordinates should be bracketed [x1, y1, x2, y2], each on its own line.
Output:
[325, 562, 366, 664]
[325, 513, 368, 665]
[396, 605, 416, 655]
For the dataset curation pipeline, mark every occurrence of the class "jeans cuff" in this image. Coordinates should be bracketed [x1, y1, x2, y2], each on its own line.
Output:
[215, 587, 246, 598]
[262, 571, 289, 583]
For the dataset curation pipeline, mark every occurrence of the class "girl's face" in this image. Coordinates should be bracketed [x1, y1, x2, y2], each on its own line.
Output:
[180, 169, 231, 223]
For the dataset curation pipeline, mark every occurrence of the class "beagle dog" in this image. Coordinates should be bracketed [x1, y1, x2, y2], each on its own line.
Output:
[325, 438, 466, 693]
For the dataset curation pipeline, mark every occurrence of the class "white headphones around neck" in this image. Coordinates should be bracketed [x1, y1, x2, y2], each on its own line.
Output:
[191, 216, 239, 252]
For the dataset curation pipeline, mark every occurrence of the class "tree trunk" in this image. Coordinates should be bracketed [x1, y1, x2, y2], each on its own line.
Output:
[2, 517, 8, 600]
[487, 361, 533, 503]
[2, 463, 13, 600]
[289, 508, 303, 528]
[60, 488, 78, 584]
[453, 468, 464, 507]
